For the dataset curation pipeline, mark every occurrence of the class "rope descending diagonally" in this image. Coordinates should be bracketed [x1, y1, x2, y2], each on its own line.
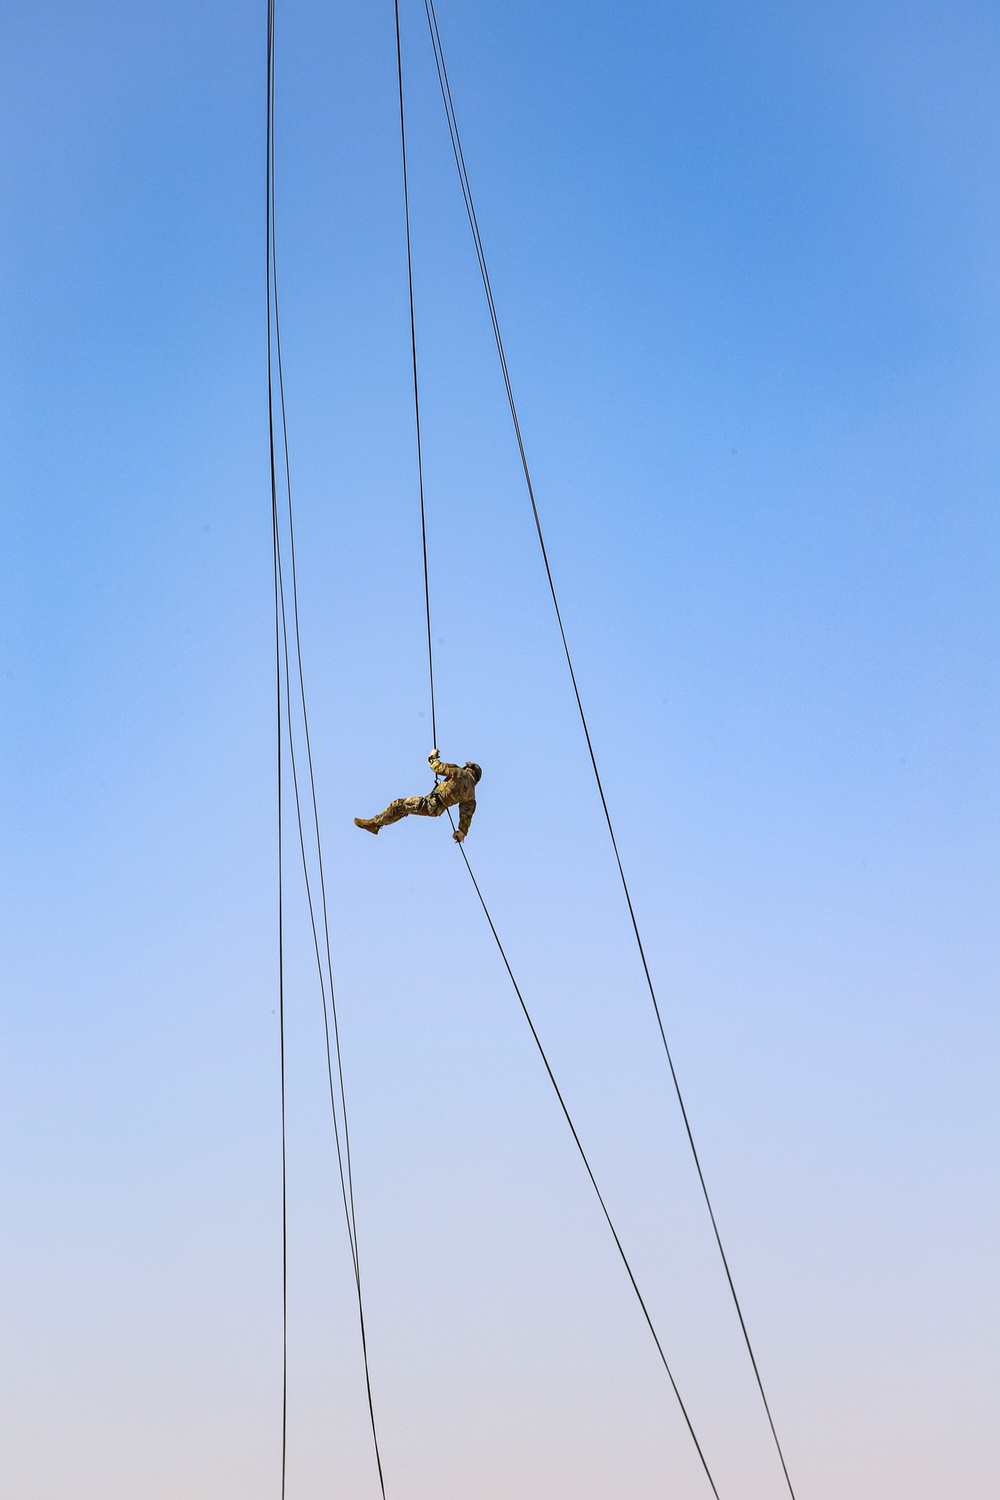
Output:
[421, 4, 798, 1498]
[267, 3, 387, 1496]
[453, 821, 722, 1500]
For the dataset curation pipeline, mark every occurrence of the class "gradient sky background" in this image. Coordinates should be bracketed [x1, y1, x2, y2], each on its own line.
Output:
[2, 2, 998, 1497]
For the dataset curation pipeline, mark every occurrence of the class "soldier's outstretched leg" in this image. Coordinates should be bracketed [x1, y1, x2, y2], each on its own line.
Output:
[355, 794, 440, 835]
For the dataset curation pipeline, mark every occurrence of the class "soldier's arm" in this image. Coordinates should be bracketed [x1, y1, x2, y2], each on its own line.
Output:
[454, 800, 476, 842]
[428, 749, 460, 779]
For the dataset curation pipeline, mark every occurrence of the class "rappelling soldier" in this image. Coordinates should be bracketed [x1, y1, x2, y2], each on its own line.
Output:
[354, 749, 482, 843]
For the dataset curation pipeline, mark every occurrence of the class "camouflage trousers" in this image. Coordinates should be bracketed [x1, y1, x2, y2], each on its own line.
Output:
[371, 792, 446, 827]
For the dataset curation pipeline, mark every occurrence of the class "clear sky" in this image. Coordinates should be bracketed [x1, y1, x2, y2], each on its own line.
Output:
[2, 2, 998, 1498]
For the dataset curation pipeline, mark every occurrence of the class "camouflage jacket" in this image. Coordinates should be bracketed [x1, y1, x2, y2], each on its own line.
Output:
[428, 752, 477, 837]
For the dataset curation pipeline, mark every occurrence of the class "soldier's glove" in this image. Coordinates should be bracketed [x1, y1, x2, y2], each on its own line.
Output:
[429, 748, 440, 761]
[452, 829, 465, 843]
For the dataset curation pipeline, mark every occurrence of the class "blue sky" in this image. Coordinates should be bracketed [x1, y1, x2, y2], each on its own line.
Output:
[2, 2, 998, 1497]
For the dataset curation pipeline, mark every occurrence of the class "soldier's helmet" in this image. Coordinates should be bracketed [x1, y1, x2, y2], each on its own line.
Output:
[465, 762, 483, 783]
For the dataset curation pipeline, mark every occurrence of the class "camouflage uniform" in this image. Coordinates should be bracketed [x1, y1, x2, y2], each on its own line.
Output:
[355, 750, 480, 842]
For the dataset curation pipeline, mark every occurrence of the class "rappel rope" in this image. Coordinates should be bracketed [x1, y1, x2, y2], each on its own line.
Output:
[394, 0, 438, 754]
[416, 3, 798, 1497]
[453, 836, 723, 1498]
[267, 2, 388, 1496]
